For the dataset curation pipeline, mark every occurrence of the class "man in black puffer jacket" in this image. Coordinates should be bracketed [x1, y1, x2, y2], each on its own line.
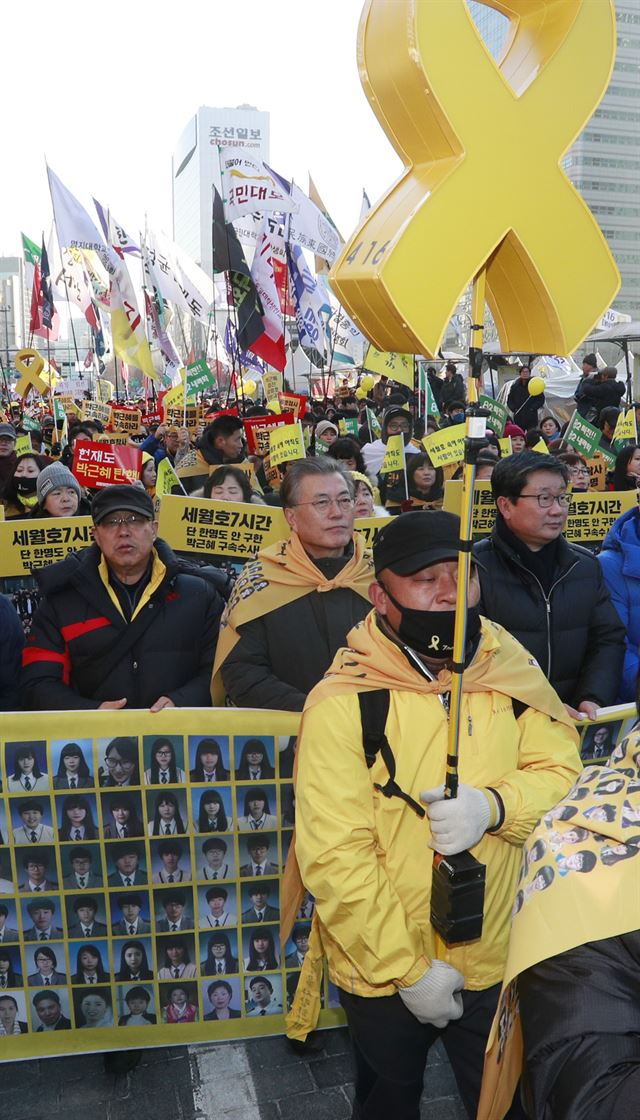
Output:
[474, 452, 625, 718]
[20, 484, 224, 712]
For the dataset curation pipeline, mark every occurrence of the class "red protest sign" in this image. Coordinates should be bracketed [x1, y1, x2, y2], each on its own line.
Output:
[243, 412, 295, 456]
[278, 392, 308, 419]
[72, 440, 142, 489]
[141, 409, 163, 426]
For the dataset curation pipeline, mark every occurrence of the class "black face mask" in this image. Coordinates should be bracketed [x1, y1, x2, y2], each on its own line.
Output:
[379, 582, 481, 657]
[15, 476, 38, 495]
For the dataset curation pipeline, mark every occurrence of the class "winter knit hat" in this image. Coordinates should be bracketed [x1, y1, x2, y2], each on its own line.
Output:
[36, 462, 81, 504]
[504, 422, 526, 439]
[315, 420, 339, 439]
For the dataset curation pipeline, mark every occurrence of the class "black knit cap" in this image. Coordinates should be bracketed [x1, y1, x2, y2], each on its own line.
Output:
[91, 483, 154, 525]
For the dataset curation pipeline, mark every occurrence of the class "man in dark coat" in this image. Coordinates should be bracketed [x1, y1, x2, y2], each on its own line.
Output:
[575, 362, 625, 421]
[474, 451, 625, 717]
[507, 366, 545, 431]
[20, 484, 224, 711]
[213, 458, 373, 711]
[0, 594, 24, 711]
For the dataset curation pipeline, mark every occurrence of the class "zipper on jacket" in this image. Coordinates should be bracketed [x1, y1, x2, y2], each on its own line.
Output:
[502, 553, 579, 679]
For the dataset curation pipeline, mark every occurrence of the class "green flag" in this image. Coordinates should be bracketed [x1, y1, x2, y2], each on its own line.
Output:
[478, 394, 509, 437]
[21, 233, 41, 267]
[185, 358, 216, 398]
[366, 407, 382, 438]
[564, 412, 602, 459]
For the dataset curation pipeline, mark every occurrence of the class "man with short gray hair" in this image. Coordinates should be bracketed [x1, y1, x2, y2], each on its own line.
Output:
[212, 457, 373, 710]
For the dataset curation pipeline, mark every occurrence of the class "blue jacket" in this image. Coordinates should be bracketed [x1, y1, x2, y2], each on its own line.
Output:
[598, 506, 640, 702]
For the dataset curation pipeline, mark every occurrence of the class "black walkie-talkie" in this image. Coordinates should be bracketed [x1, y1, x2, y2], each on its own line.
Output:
[429, 399, 488, 946]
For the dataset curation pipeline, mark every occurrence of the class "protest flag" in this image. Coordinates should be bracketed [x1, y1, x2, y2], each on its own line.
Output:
[212, 187, 264, 353]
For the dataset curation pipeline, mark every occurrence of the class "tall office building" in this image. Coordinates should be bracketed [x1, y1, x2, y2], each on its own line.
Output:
[172, 105, 270, 279]
[0, 257, 27, 373]
[470, 1, 640, 318]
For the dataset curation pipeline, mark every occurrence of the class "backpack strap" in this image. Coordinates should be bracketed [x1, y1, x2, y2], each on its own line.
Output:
[358, 690, 425, 819]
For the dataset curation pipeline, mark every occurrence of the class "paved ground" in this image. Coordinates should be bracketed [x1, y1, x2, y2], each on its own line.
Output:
[0, 1029, 466, 1120]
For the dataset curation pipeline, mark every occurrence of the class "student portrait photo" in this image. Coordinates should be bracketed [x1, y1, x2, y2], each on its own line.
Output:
[74, 986, 113, 1028]
[242, 926, 280, 971]
[203, 977, 241, 1021]
[198, 884, 238, 929]
[0, 902, 19, 944]
[66, 894, 108, 937]
[111, 891, 151, 936]
[236, 786, 278, 833]
[194, 788, 233, 834]
[580, 721, 621, 762]
[241, 880, 280, 923]
[0, 850, 14, 894]
[62, 844, 103, 889]
[0, 946, 23, 988]
[201, 930, 239, 976]
[106, 840, 147, 887]
[189, 736, 229, 782]
[98, 736, 140, 788]
[151, 838, 192, 883]
[26, 944, 67, 986]
[11, 799, 55, 844]
[115, 938, 154, 982]
[32, 988, 72, 1031]
[234, 737, 275, 781]
[156, 934, 197, 980]
[146, 789, 188, 836]
[239, 834, 279, 877]
[70, 941, 110, 984]
[5, 741, 49, 793]
[101, 790, 144, 839]
[0, 992, 29, 1034]
[284, 923, 311, 969]
[154, 887, 194, 932]
[17, 849, 56, 890]
[51, 740, 93, 790]
[143, 735, 186, 785]
[245, 975, 283, 1017]
[56, 793, 98, 842]
[160, 981, 198, 1023]
[197, 837, 235, 881]
[118, 984, 156, 1026]
[22, 896, 63, 941]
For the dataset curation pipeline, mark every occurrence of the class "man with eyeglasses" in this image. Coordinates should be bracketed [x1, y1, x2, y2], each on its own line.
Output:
[362, 404, 421, 477]
[474, 451, 625, 718]
[21, 483, 225, 711]
[212, 457, 373, 710]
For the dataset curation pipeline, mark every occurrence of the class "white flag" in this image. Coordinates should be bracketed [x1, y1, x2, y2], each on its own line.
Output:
[266, 166, 342, 265]
[94, 198, 141, 258]
[250, 213, 285, 370]
[220, 154, 293, 222]
[145, 228, 212, 325]
[47, 166, 118, 276]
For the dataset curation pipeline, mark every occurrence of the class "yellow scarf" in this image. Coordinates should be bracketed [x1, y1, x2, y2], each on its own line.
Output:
[478, 721, 639, 1120]
[210, 531, 374, 702]
[282, 612, 575, 1040]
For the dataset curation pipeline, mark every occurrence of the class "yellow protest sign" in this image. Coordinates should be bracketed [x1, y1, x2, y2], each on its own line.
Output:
[363, 345, 414, 389]
[263, 370, 283, 401]
[166, 405, 199, 432]
[269, 421, 306, 467]
[444, 480, 635, 544]
[587, 454, 606, 491]
[14, 434, 33, 456]
[156, 457, 185, 496]
[58, 394, 83, 418]
[110, 407, 142, 434]
[265, 398, 282, 414]
[0, 516, 93, 577]
[380, 433, 405, 474]
[612, 407, 637, 445]
[331, 0, 619, 358]
[422, 423, 465, 467]
[158, 495, 288, 559]
[531, 439, 549, 455]
[161, 378, 187, 411]
[498, 437, 512, 456]
[354, 516, 388, 547]
[84, 400, 112, 426]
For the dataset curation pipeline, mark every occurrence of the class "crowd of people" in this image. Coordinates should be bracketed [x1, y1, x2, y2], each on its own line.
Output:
[0, 355, 638, 1119]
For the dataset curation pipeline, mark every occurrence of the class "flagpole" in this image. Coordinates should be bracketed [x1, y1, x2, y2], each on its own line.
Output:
[216, 148, 243, 399]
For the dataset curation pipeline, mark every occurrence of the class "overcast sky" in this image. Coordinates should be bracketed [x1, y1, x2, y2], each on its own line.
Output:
[2, 0, 406, 258]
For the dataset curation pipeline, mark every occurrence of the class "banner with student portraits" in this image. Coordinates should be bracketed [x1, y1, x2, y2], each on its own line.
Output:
[0, 706, 348, 1058]
[443, 481, 636, 544]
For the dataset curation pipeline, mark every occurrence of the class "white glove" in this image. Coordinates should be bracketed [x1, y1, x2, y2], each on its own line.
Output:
[420, 784, 495, 855]
[398, 961, 464, 1028]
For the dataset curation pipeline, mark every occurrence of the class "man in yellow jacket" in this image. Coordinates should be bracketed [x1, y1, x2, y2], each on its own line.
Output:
[292, 511, 582, 1120]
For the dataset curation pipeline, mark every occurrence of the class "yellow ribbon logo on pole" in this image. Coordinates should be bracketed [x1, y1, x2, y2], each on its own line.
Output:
[331, 0, 620, 358]
[14, 348, 57, 399]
